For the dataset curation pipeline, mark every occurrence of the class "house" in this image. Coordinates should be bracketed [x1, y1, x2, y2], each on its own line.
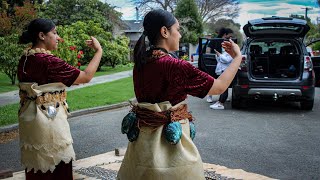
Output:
[122, 19, 143, 49]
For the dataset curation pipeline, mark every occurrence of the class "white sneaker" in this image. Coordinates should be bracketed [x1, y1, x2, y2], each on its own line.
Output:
[210, 102, 225, 110]
[206, 96, 213, 103]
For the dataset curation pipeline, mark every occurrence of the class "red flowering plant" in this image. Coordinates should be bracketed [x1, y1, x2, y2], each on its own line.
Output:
[52, 37, 84, 66]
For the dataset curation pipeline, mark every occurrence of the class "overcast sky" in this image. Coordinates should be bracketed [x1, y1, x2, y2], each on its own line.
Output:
[108, 0, 320, 28]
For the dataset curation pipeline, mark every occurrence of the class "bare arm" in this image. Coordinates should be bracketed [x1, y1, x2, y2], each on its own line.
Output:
[73, 36, 103, 84]
[208, 39, 241, 95]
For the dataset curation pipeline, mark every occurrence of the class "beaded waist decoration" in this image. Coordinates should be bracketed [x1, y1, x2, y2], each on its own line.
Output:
[19, 89, 67, 105]
[121, 103, 196, 144]
[19, 89, 69, 118]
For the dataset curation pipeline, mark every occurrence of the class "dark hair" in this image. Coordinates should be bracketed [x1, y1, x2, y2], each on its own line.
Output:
[134, 9, 176, 70]
[217, 27, 233, 38]
[19, 18, 55, 44]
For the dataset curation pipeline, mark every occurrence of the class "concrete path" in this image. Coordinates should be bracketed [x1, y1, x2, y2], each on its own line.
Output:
[0, 70, 133, 107]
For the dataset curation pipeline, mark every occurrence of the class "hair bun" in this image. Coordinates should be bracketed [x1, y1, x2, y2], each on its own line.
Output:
[19, 31, 32, 44]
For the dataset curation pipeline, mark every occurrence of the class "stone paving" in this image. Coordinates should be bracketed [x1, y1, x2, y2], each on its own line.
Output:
[3, 150, 275, 180]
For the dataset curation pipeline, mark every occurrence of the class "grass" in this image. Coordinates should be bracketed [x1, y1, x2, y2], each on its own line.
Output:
[0, 103, 20, 127]
[0, 72, 18, 93]
[0, 64, 133, 94]
[80, 64, 133, 77]
[0, 77, 134, 127]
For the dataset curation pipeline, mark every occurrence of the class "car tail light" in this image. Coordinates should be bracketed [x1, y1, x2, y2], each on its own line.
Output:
[304, 56, 313, 71]
[240, 55, 247, 71]
[241, 84, 249, 89]
[302, 86, 311, 91]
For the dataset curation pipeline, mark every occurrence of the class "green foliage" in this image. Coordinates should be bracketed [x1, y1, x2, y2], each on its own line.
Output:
[104, 36, 130, 68]
[175, 0, 203, 44]
[205, 18, 242, 46]
[0, 1, 37, 36]
[54, 21, 129, 68]
[38, 0, 122, 31]
[313, 42, 320, 51]
[0, 34, 28, 85]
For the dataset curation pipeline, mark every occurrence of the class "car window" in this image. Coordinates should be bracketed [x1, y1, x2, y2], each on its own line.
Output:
[249, 40, 298, 55]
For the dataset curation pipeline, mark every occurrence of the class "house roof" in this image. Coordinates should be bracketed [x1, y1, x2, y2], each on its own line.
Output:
[123, 20, 143, 32]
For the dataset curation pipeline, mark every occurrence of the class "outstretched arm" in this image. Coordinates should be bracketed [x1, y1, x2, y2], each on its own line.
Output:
[73, 36, 103, 84]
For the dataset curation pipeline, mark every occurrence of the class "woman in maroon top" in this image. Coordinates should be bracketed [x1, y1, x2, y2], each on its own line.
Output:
[17, 18, 102, 180]
[117, 9, 241, 180]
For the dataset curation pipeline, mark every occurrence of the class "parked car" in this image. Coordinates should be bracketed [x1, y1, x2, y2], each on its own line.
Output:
[231, 16, 315, 110]
[198, 16, 316, 110]
[306, 43, 320, 87]
[197, 38, 219, 78]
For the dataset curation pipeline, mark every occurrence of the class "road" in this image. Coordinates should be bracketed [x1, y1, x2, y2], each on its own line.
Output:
[0, 88, 319, 179]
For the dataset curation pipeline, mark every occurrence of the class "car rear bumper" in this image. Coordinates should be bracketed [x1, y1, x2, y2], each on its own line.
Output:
[233, 85, 315, 101]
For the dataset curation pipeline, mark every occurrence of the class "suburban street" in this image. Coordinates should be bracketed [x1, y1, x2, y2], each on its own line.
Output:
[0, 88, 319, 179]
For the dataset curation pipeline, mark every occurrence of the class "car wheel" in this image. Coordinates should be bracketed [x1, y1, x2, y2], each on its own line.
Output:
[300, 99, 314, 110]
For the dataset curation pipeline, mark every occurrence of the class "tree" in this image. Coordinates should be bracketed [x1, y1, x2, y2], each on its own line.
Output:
[55, 21, 130, 69]
[196, 0, 239, 23]
[205, 18, 243, 45]
[0, 1, 37, 85]
[132, 0, 177, 13]
[0, 34, 28, 85]
[132, 0, 239, 23]
[0, 0, 37, 36]
[38, 0, 123, 31]
[175, 0, 202, 44]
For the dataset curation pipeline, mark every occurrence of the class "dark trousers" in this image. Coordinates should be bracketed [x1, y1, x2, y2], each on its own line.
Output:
[25, 161, 73, 180]
[218, 88, 228, 103]
[217, 72, 229, 103]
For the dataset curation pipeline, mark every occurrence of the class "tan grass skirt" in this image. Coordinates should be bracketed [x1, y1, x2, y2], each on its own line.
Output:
[117, 101, 205, 180]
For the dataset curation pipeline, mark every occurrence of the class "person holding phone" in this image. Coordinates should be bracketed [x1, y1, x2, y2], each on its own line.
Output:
[207, 28, 234, 110]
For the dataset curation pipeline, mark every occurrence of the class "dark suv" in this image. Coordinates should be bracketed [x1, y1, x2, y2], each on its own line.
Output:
[231, 17, 315, 110]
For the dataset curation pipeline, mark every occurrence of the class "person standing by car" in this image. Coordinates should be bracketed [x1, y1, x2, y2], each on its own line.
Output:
[207, 28, 234, 110]
[117, 9, 241, 179]
[17, 18, 102, 179]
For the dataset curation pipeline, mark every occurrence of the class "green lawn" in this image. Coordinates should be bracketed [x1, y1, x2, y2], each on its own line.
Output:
[0, 72, 18, 93]
[80, 64, 133, 77]
[0, 64, 133, 94]
[0, 77, 134, 127]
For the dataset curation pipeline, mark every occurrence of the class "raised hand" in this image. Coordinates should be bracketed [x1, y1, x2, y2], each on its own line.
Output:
[85, 36, 102, 52]
[221, 39, 241, 59]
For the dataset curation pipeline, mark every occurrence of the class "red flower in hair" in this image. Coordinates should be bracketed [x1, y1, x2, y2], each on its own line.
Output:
[79, 51, 83, 54]
[77, 54, 82, 59]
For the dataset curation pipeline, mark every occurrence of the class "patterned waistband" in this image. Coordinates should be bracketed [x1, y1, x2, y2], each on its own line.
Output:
[19, 90, 67, 105]
[132, 104, 193, 128]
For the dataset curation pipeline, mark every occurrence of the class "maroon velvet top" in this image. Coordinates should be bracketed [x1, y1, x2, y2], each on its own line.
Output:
[133, 53, 214, 105]
[17, 53, 80, 87]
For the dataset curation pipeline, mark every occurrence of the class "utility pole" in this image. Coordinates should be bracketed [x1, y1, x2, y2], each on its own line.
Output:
[301, 7, 313, 20]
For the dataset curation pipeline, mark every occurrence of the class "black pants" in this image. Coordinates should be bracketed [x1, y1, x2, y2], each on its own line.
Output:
[218, 88, 228, 103]
[26, 161, 73, 180]
[217, 72, 229, 103]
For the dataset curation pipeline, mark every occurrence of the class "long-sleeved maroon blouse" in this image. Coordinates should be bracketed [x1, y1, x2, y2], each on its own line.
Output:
[133, 53, 214, 105]
[17, 53, 80, 87]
